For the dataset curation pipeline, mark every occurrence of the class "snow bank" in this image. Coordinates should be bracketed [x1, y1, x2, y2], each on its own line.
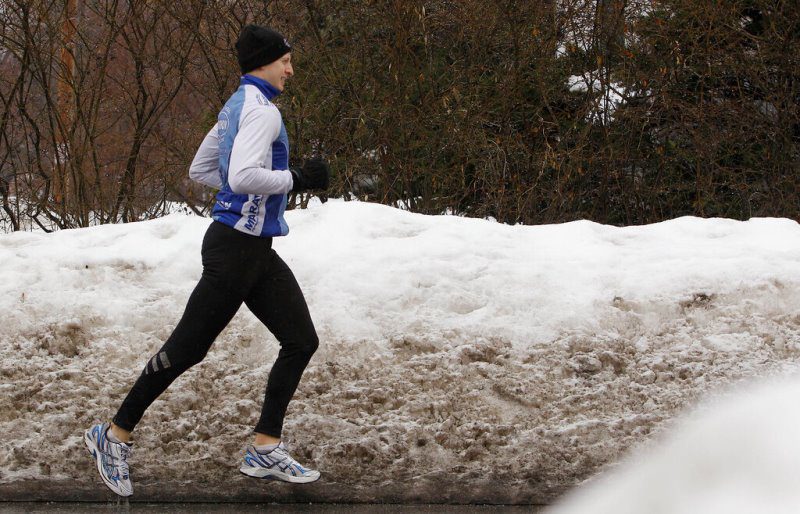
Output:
[1, 200, 800, 501]
[546, 375, 800, 514]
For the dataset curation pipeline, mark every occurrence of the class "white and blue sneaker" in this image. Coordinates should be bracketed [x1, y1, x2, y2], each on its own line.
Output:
[240, 442, 320, 483]
[84, 422, 133, 497]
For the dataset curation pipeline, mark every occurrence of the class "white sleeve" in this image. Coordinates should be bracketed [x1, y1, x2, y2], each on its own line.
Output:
[227, 106, 294, 195]
[188, 124, 223, 189]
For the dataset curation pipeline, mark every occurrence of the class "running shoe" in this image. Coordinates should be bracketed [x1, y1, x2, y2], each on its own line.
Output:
[240, 442, 320, 483]
[84, 422, 133, 497]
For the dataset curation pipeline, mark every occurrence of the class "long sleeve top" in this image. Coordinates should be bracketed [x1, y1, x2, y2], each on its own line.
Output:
[189, 74, 293, 237]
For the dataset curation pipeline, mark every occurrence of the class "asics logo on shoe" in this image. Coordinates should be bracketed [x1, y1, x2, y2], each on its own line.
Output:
[102, 456, 116, 477]
[239, 443, 320, 483]
[244, 454, 263, 468]
[245, 448, 306, 477]
[245, 450, 284, 469]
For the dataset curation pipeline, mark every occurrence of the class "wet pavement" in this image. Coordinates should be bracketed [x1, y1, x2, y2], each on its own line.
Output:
[0, 503, 543, 513]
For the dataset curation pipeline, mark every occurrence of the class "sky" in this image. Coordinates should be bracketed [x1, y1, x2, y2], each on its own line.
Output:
[2, 199, 800, 506]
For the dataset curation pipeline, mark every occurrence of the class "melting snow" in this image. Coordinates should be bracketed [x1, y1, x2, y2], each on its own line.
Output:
[1, 200, 800, 501]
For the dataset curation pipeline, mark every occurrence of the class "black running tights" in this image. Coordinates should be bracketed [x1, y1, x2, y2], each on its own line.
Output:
[112, 221, 319, 438]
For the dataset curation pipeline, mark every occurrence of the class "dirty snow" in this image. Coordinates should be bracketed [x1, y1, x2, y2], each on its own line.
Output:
[1, 200, 800, 501]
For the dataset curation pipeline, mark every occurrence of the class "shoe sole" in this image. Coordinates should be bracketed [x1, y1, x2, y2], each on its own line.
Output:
[239, 465, 321, 483]
[84, 429, 133, 497]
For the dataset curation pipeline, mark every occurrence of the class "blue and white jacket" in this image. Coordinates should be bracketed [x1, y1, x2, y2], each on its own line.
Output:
[189, 75, 293, 237]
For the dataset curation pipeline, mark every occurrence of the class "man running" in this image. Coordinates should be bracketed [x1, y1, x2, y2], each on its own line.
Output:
[84, 25, 329, 497]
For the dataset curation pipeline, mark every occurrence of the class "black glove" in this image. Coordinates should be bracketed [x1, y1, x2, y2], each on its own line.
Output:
[290, 157, 330, 192]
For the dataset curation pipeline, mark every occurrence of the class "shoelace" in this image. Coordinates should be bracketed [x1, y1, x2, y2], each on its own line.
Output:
[117, 445, 132, 477]
[273, 447, 306, 473]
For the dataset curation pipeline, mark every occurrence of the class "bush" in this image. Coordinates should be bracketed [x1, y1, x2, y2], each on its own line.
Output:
[1, 0, 797, 231]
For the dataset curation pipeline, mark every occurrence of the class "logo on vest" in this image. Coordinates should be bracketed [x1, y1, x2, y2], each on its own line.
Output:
[218, 109, 230, 136]
[244, 195, 263, 232]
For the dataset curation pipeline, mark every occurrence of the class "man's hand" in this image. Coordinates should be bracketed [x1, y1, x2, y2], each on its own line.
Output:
[290, 157, 330, 192]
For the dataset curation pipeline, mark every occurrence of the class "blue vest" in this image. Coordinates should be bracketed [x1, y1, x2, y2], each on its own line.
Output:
[211, 75, 289, 237]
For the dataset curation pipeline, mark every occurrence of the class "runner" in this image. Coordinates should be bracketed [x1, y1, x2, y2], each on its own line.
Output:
[84, 25, 329, 496]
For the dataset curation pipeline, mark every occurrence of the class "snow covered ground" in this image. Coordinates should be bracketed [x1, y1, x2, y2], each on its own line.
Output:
[1, 199, 800, 504]
[546, 376, 800, 514]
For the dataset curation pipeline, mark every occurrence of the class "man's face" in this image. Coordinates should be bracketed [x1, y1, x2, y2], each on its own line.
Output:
[261, 53, 293, 91]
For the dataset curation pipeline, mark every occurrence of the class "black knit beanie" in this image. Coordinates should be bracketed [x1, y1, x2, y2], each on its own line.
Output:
[236, 25, 292, 74]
